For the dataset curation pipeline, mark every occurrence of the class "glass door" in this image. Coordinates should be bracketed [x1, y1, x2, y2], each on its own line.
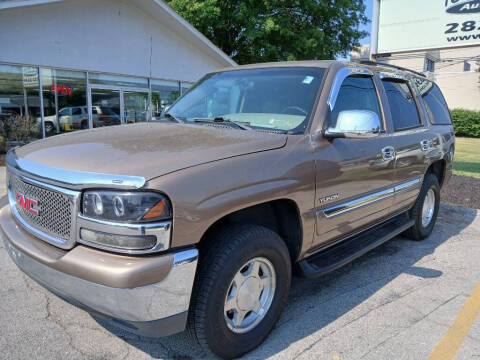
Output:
[88, 85, 151, 127]
[89, 87, 122, 128]
[123, 91, 149, 123]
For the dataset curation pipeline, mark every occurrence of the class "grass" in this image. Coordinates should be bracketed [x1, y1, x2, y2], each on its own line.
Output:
[453, 137, 480, 179]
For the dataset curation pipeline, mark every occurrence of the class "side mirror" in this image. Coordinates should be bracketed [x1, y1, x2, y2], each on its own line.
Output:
[324, 110, 381, 139]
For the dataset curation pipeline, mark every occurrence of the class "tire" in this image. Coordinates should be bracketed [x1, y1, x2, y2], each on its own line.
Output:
[404, 173, 440, 241]
[188, 224, 291, 359]
[45, 121, 54, 134]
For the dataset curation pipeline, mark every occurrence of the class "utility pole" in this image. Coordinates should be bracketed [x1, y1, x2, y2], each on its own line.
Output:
[370, 0, 381, 61]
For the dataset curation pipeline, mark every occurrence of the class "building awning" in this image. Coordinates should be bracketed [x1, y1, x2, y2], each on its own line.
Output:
[0, 0, 237, 67]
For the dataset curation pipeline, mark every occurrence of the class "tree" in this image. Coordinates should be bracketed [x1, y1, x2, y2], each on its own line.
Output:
[166, 0, 369, 64]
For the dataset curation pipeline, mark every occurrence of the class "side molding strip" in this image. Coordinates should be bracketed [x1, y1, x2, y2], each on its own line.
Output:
[322, 177, 422, 218]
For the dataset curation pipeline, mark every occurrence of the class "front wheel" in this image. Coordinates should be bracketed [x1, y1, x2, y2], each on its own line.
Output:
[405, 173, 440, 241]
[188, 224, 291, 359]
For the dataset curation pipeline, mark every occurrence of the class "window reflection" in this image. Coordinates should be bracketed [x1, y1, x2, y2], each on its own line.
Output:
[0, 65, 41, 154]
[124, 91, 149, 123]
[181, 82, 194, 95]
[89, 73, 148, 88]
[151, 79, 180, 120]
[0, 62, 199, 147]
[41, 69, 87, 136]
[90, 89, 121, 127]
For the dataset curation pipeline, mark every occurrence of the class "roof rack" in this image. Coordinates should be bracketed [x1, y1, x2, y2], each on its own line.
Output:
[354, 60, 426, 78]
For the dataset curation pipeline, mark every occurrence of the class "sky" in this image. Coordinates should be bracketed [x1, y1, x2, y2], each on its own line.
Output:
[337, 0, 373, 60]
[360, 0, 374, 45]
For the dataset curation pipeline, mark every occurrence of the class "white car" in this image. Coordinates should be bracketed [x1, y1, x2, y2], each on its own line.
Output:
[39, 106, 120, 133]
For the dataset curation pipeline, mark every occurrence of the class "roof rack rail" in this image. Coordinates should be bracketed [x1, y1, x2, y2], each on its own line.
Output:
[354, 60, 426, 78]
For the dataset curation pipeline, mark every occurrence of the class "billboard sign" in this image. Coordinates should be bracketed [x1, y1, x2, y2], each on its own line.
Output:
[377, 0, 480, 54]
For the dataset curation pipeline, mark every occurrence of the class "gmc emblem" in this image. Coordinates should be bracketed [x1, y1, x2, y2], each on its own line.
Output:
[15, 192, 40, 215]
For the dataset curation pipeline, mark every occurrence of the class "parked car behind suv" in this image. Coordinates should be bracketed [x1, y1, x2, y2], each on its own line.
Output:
[0, 61, 454, 359]
[38, 105, 120, 133]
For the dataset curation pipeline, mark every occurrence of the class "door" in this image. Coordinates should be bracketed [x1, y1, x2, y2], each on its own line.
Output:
[379, 75, 435, 214]
[123, 91, 149, 124]
[88, 85, 149, 126]
[89, 87, 121, 127]
[313, 72, 397, 249]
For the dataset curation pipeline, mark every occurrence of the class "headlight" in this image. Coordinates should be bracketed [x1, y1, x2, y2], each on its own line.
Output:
[82, 190, 172, 223]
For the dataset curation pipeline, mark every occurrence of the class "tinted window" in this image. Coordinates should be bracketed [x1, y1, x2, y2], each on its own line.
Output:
[100, 107, 116, 115]
[382, 80, 421, 131]
[412, 78, 451, 125]
[72, 107, 82, 115]
[331, 76, 381, 128]
[167, 67, 325, 133]
[58, 108, 69, 116]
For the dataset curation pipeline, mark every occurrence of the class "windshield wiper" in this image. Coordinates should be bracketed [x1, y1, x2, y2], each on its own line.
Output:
[162, 112, 185, 123]
[194, 117, 252, 130]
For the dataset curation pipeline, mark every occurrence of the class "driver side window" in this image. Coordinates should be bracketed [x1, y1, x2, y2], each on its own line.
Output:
[331, 76, 382, 128]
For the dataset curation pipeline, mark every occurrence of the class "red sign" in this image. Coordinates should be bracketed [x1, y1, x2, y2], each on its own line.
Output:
[50, 84, 72, 96]
[16, 192, 39, 215]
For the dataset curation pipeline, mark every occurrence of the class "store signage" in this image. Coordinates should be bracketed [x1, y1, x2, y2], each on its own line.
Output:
[377, 0, 480, 54]
[446, 0, 480, 13]
[50, 84, 73, 96]
[22, 67, 38, 89]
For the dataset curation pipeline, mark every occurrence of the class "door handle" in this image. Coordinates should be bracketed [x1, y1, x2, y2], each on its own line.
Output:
[420, 139, 431, 152]
[381, 146, 396, 161]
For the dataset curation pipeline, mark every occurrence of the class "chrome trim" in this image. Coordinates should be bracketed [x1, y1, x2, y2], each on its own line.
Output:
[77, 214, 171, 254]
[381, 146, 396, 161]
[325, 110, 381, 139]
[4, 238, 198, 322]
[394, 178, 422, 195]
[323, 188, 394, 218]
[6, 150, 146, 190]
[322, 177, 423, 218]
[173, 248, 199, 266]
[379, 71, 408, 81]
[7, 170, 80, 249]
[327, 66, 374, 111]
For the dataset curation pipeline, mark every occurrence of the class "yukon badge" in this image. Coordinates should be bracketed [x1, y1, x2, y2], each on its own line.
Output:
[319, 193, 339, 204]
[15, 192, 40, 215]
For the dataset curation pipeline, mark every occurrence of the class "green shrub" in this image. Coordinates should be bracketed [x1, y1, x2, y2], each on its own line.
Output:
[450, 109, 480, 137]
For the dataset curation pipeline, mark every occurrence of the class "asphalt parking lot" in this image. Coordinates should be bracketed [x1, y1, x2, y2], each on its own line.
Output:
[1, 202, 479, 360]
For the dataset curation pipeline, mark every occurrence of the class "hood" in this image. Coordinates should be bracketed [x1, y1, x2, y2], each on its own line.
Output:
[14, 123, 287, 181]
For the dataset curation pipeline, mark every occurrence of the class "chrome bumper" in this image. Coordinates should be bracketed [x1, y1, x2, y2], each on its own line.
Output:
[3, 234, 198, 336]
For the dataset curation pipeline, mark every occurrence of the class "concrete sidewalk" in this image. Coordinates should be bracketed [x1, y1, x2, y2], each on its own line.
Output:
[1, 203, 479, 359]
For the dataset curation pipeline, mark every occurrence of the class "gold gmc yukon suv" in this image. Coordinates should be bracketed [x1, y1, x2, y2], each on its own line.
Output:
[0, 61, 455, 359]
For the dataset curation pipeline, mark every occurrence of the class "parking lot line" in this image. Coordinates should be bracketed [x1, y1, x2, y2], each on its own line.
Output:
[428, 281, 480, 360]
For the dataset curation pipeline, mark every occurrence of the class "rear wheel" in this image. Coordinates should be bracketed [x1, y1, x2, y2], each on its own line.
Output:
[44, 121, 54, 134]
[405, 173, 440, 241]
[188, 224, 291, 359]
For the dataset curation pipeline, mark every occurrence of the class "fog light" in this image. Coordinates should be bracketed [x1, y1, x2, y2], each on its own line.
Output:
[80, 228, 157, 251]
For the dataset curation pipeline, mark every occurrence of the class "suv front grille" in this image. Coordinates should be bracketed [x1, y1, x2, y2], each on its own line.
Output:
[8, 173, 73, 241]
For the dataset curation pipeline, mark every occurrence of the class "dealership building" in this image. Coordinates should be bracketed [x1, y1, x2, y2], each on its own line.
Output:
[0, 0, 236, 150]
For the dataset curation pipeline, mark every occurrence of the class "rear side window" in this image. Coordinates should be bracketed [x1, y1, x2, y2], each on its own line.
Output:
[382, 79, 421, 131]
[331, 76, 382, 128]
[413, 78, 451, 125]
[72, 107, 82, 115]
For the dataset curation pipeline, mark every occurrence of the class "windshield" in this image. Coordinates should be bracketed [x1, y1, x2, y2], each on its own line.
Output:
[164, 67, 325, 133]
